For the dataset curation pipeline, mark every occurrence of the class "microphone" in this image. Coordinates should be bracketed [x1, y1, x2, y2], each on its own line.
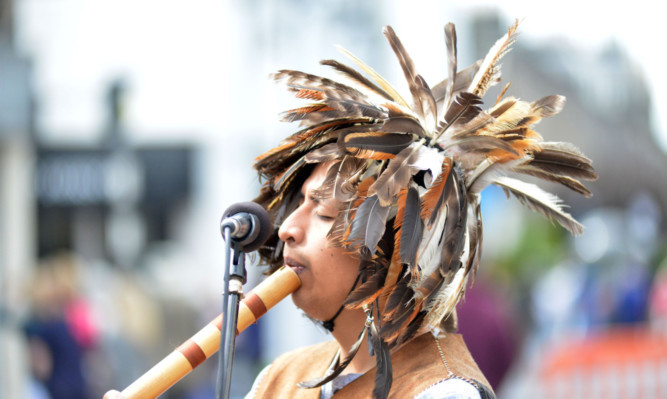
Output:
[220, 202, 272, 251]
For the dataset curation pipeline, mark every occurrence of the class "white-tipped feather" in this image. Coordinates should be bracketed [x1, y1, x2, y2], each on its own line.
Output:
[493, 176, 584, 235]
[467, 157, 529, 193]
[410, 146, 446, 185]
[467, 20, 519, 97]
[414, 204, 448, 285]
[425, 266, 468, 328]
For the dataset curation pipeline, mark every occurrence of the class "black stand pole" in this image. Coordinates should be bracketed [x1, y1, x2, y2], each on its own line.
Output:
[215, 227, 247, 399]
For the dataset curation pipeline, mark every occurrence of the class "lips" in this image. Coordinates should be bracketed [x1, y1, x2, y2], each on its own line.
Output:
[284, 256, 307, 274]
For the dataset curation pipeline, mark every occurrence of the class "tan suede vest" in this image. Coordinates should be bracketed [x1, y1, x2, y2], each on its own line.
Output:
[252, 332, 492, 398]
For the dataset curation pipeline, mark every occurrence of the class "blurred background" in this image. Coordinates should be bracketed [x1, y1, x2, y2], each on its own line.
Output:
[1, 0, 666, 398]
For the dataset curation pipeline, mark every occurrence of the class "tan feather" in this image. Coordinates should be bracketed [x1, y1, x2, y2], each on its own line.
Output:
[468, 19, 519, 97]
[336, 45, 410, 108]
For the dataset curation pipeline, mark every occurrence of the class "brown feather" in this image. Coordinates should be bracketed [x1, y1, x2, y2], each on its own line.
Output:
[368, 142, 424, 206]
[342, 131, 414, 160]
[514, 165, 593, 197]
[420, 159, 453, 224]
[399, 187, 423, 268]
[443, 22, 458, 112]
[432, 60, 482, 105]
[344, 264, 389, 308]
[320, 59, 394, 101]
[346, 194, 391, 258]
[382, 116, 427, 138]
[383, 26, 437, 128]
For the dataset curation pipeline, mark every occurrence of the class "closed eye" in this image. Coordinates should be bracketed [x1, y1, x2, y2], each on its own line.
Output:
[317, 213, 335, 221]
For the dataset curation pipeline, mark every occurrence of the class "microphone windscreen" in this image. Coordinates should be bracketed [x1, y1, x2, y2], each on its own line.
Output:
[222, 202, 273, 251]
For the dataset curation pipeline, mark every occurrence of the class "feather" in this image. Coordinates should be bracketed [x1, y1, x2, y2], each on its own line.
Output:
[409, 146, 447, 185]
[467, 19, 519, 97]
[320, 59, 394, 101]
[342, 131, 414, 160]
[382, 255, 403, 299]
[415, 74, 438, 132]
[435, 92, 483, 141]
[531, 95, 566, 118]
[425, 266, 468, 328]
[488, 95, 565, 129]
[383, 189, 409, 294]
[333, 157, 366, 202]
[443, 22, 458, 113]
[346, 195, 391, 258]
[514, 164, 593, 197]
[382, 116, 427, 138]
[380, 298, 421, 342]
[383, 273, 412, 317]
[399, 187, 423, 268]
[463, 199, 483, 282]
[466, 156, 528, 194]
[383, 26, 437, 130]
[438, 169, 468, 274]
[494, 82, 512, 106]
[529, 142, 597, 180]
[304, 143, 343, 163]
[416, 168, 466, 285]
[272, 69, 367, 104]
[493, 176, 584, 235]
[445, 135, 520, 157]
[420, 159, 453, 225]
[255, 118, 364, 175]
[392, 311, 426, 347]
[444, 111, 495, 142]
[368, 320, 392, 399]
[311, 161, 341, 200]
[336, 45, 409, 108]
[345, 263, 389, 308]
[272, 155, 306, 191]
[432, 60, 482, 105]
[415, 204, 448, 284]
[368, 142, 424, 206]
[332, 175, 376, 245]
[298, 325, 368, 389]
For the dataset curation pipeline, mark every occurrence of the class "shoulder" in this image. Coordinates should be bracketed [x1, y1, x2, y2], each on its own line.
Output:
[244, 364, 272, 399]
[414, 378, 495, 399]
[272, 339, 338, 363]
[245, 340, 339, 399]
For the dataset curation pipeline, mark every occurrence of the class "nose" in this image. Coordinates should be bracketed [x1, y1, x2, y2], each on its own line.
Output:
[278, 205, 306, 245]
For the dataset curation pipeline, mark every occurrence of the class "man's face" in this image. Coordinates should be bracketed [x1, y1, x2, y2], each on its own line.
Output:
[278, 162, 360, 322]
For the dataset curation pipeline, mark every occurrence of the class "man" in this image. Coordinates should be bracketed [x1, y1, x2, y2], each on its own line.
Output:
[245, 20, 595, 399]
[246, 162, 495, 398]
[106, 20, 596, 399]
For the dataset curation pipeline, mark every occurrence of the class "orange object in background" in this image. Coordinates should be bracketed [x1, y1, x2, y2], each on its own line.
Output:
[537, 326, 667, 399]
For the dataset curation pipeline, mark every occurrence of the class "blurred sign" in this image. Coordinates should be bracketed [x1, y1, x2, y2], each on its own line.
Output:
[36, 148, 191, 207]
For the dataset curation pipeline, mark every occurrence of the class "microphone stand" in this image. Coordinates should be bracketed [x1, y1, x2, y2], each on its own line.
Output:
[215, 227, 247, 399]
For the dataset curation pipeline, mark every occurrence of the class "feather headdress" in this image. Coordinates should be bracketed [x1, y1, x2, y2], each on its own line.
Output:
[253, 20, 596, 398]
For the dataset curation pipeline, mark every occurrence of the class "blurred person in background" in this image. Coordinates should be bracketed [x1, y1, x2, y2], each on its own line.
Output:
[23, 252, 98, 399]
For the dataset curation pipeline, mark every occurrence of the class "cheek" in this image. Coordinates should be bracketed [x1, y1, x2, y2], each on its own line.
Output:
[320, 248, 358, 280]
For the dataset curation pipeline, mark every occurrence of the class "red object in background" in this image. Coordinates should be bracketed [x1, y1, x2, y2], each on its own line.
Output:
[65, 298, 98, 349]
[538, 326, 667, 399]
